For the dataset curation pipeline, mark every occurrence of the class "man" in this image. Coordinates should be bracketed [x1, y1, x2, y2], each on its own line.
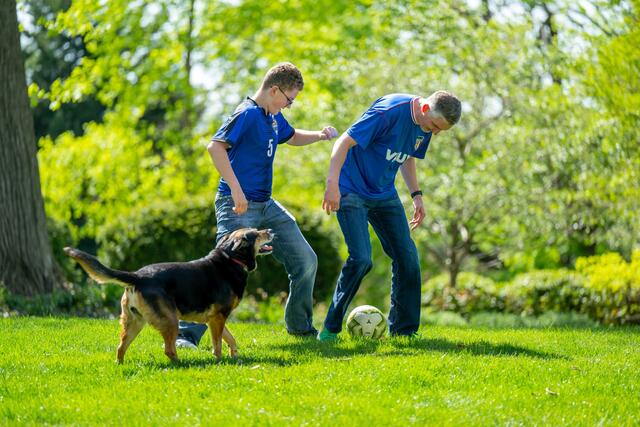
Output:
[177, 62, 338, 348]
[318, 91, 461, 341]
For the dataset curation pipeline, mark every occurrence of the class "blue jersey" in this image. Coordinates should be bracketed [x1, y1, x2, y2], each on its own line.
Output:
[340, 94, 431, 200]
[213, 98, 294, 202]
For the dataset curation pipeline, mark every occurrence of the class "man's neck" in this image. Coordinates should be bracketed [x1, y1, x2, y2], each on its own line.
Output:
[411, 97, 423, 125]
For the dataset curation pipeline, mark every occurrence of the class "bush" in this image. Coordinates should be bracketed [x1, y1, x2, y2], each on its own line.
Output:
[421, 252, 640, 325]
[1, 281, 118, 318]
[52, 197, 342, 316]
[501, 269, 589, 316]
[421, 310, 468, 327]
[422, 272, 503, 315]
[576, 250, 640, 325]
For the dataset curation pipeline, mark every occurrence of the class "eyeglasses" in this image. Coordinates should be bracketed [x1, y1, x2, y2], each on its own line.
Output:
[276, 86, 294, 106]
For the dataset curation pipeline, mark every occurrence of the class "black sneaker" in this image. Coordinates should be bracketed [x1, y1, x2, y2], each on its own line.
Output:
[287, 327, 319, 337]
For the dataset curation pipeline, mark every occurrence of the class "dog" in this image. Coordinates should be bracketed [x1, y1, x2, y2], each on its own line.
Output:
[64, 227, 274, 363]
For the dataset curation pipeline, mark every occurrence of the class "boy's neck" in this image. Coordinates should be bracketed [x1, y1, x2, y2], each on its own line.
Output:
[252, 90, 271, 114]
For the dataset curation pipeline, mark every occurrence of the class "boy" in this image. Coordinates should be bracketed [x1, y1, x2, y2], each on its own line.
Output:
[177, 63, 338, 348]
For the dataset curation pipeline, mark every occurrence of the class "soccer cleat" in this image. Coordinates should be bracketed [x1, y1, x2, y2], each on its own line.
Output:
[175, 338, 198, 350]
[317, 328, 339, 342]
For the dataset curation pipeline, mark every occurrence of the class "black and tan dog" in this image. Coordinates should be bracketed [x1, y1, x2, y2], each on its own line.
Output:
[64, 228, 274, 363]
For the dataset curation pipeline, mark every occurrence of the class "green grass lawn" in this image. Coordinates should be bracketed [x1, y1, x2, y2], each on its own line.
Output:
[1, 317, 639, 426]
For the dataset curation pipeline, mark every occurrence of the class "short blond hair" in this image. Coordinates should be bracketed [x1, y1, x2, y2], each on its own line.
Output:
[260, 62, 304, 92]
[427, 91, 461, 125]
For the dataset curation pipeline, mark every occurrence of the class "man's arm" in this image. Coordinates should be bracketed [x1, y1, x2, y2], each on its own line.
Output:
[400, 157, 425, 230]
[287, 127, 338, 146]
[206, 139, 248, 215]
[322, 133, 357, 214]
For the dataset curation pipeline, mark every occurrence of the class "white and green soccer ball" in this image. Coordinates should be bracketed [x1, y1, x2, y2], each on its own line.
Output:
[346, 305, 387, 339]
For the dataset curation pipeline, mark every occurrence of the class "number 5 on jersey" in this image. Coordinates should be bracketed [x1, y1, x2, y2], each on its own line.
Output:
[267, 138, 274, 157]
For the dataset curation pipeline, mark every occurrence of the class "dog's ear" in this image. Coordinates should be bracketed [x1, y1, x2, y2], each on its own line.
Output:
[231, 235, 248, 252]
[232, 231, 258, 252]
[216, 233, 231, 248]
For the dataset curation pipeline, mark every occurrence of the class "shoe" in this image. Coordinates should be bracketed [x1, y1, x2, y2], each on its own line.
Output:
[175, 338, 197, 349]
[288, 327, 319, 337]
[317, 328, 339, 342]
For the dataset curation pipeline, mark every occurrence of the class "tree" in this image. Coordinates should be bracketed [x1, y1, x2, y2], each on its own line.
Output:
[0, 0, 59, 295]
[20, 0, 105, 140]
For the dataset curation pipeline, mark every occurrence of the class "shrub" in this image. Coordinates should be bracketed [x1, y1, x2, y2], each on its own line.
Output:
[576, 250, 640, 324]
[501, 269, 588, 316]
[422, 272, 503, 315]
[53, 197, 341, 315]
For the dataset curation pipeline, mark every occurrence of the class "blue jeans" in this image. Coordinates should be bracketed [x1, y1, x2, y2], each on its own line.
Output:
[179, 194, 318, 344]
[323, 193, 421, 336]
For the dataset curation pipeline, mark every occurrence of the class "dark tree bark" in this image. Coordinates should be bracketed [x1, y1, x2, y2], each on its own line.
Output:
[1, 0, 59, 295]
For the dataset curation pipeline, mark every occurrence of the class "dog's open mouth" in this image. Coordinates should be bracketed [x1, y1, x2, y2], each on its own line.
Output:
[258, 243, 273, 255]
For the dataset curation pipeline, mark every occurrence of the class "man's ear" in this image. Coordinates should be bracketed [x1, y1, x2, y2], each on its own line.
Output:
[422, 103, 429, 113]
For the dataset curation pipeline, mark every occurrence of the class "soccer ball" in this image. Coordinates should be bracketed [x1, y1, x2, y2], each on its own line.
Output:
[346, 305, 387, 339]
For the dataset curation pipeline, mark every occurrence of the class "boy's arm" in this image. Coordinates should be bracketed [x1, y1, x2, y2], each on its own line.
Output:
[400, 157, 425, 230]
[206, 139, 248, 215]
[322, 133, 357, 214]
[287, 127, 338, 146]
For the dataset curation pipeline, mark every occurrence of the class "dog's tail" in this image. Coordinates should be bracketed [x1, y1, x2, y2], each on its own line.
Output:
[64, 247, 138, 287]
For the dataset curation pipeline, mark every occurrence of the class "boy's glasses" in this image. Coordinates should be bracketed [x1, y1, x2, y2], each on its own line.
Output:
[276, 86, 294, 106]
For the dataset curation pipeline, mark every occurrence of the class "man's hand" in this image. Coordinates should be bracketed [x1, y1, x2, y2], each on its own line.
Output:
[322, 181, 341, 215]
[319, 126, 339, 141]
[231, 187, 248, 215]
[409, 195, 425, 230]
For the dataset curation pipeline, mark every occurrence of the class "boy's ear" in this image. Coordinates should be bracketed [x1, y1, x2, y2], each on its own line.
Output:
[422, 103, 429, 113]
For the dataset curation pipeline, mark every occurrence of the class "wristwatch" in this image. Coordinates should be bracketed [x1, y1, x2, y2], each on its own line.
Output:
[410, 190, 423, 199]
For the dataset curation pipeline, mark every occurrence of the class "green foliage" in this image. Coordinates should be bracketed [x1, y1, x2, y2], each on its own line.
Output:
[423, 272, 504, 315]
[231, 291, 286, 324]
[97, 198, 217, 270]
[423, 252, 640, 325]
[503, 270, 588, 316]
[1, 281, 117, 318]
[26, 0, 640, 308]
[576, 250, 640, 324]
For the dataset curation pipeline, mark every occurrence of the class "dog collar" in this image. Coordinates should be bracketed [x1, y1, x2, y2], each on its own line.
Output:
[220, 251, 248, 270]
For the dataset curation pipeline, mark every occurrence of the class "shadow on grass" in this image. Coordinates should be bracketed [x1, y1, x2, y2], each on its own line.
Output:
[270, 336, 567, 361]
[128, 353, 297, 370]
[122, 335, 566, 370]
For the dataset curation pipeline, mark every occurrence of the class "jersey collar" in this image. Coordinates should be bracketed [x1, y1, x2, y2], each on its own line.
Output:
[410, 97, 419, 125]
[247, 96, 271, 117]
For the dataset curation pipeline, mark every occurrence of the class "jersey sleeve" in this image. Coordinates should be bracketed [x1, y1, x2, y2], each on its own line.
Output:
[275, 113, 295, 144]
[346, 103, 388, 150]
[212, 109, 256, 147]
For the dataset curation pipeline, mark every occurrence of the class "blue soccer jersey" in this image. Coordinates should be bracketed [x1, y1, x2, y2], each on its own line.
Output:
[340, 94, 432, 200]
[212, 98, 294, 202]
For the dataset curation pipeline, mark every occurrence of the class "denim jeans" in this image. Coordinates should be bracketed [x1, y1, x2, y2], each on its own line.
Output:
[323, 193, 421, 336]
[179, 194, 318, 344]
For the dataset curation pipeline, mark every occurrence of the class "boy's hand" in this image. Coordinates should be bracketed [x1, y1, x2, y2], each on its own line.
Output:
[319, 126, 339, 141]
[231, 188, 248, 215]
[322, 182, 341, 215]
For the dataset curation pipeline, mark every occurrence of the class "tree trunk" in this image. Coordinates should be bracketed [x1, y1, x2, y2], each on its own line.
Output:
[0, 0, 59, 296]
